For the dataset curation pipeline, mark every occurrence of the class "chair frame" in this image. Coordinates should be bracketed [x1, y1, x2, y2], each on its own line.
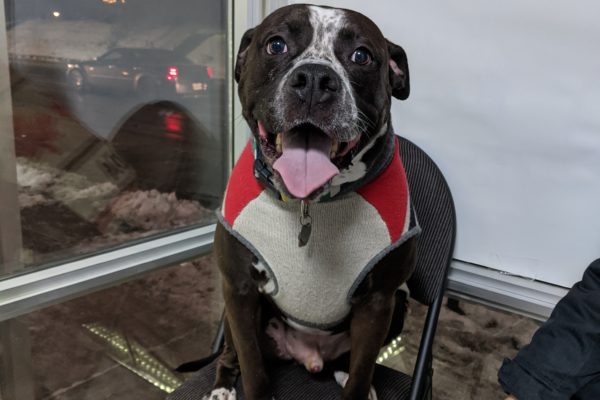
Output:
[405, 136, 457, 400]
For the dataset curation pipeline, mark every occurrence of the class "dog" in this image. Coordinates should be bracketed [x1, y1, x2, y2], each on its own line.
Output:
[209, 4, 419, 400]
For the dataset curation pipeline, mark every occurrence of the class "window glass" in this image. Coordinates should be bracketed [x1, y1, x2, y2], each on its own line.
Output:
[0, 254, 222, 399]
[1, 0, 228, 276]
[97, 50, 124, 62]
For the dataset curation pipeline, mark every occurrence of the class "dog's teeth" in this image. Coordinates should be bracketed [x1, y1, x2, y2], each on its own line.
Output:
[276, 133, 282, 153]
[330, 140, 339, 158]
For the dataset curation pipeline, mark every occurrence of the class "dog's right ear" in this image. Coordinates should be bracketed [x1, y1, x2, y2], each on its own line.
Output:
[235, 28, 255, 83]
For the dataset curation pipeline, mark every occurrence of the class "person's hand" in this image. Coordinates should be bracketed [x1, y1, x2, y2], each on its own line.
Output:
[505, 396, 518, 400]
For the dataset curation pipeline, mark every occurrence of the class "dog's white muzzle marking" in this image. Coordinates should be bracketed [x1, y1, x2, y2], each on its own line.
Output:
[274, 6, 357, 137]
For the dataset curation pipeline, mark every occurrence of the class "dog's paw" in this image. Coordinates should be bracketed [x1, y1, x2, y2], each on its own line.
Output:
[202, 387, 236, 400]
[334, 371, 378, 400]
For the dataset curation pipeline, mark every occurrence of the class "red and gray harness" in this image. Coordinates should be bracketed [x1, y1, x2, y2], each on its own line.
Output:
[219, 137, 420, 331]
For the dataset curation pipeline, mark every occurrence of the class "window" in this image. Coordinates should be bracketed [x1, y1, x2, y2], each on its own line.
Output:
[97, 49, 124, 62]
[1, 0, 229, 277]
[0, 0, 233, 397]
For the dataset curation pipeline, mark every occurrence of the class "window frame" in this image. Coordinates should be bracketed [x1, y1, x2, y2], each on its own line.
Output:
[0, 0, 23, 288]
[0, 225, 216, 322]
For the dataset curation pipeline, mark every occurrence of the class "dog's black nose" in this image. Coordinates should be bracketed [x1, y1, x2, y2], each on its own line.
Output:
[289, 64, 340, 105]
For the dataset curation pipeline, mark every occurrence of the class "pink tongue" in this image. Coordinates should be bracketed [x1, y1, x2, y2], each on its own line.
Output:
[273, 129, 339, 199]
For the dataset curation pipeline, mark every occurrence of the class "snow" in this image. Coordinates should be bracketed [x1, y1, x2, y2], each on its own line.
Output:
[105, 189, 211, 233]
[17, 157, 119, 217]
[17, 157, 213, 261]
[7, 19, 221, 63]
[17, 159, 56, 190]
[117, 25, 206, 51]
[19, 193, 46, 208]
[8, 20, 113, 60]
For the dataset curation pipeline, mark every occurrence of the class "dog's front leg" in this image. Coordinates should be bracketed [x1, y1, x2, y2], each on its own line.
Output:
[222, 281, 271, 399]
[340, 291, 395, 400]
[341, 241, 417, 400]
[216, 225, 271, 400]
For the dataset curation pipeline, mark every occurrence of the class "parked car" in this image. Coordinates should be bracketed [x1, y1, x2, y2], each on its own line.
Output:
[66, 48, 212, 98]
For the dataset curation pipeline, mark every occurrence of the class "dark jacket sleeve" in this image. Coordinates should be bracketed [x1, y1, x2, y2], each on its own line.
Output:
[498, 258, 600, 400]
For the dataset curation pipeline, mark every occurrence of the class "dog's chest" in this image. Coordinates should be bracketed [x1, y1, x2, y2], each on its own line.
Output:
[236, 191, 395, 328]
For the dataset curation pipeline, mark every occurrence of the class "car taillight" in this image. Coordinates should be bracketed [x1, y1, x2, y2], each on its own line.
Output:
[164, 111, 183, 133]
[206, 66, 214, 78]
[167, 66, 178, 80]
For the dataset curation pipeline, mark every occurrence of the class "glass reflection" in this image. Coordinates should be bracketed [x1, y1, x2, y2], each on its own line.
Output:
[4, 0, 228, 271]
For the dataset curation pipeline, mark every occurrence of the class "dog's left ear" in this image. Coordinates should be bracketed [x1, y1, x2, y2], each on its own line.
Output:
[235, 28, 255, 83]
[386, 39, 410, 100]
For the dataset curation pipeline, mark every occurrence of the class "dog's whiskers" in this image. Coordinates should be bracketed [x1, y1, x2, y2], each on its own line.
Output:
[353, 111, 375, 141]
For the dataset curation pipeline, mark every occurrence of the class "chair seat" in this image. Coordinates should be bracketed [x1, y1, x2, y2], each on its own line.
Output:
[168, 359, 412, 400]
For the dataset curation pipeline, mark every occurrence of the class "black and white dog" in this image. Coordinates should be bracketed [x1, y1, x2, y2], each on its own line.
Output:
[208, 4, 418, 400]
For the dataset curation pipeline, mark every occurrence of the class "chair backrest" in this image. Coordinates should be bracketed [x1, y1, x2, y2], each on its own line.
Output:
[399, 136, 456, 306]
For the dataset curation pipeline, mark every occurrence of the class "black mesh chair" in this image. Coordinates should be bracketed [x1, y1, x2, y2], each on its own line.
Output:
[169, 136, 456, 400]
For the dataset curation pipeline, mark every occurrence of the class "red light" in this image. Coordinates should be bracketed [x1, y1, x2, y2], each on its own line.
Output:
[206, 66, 213, 78]
[164, 112, 183, 133]
[167, 66, 178, 80]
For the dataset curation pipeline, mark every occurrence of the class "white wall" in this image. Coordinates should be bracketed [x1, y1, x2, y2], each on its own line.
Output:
[289, 0, 600, 287]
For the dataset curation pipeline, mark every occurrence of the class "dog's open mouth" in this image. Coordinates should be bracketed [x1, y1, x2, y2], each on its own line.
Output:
[258, 121, 362, 199]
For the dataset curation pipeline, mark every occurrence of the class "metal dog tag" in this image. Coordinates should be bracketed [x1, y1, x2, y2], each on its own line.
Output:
[298, 222, 312, 247]
[298, 200, 312, 247]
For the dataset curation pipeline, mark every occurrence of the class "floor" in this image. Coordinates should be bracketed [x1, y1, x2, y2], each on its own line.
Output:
[4, 254, 541, 400]
[8, 256, 224, 400]
[387, 298, 541, 399]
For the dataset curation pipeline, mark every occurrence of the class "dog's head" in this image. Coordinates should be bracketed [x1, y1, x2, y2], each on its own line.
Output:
[236, 4, 409, 200]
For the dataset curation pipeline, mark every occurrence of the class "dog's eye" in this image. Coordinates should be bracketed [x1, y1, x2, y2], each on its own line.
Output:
[267, 37, 288, 55]
[350, 47, 372, 65]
